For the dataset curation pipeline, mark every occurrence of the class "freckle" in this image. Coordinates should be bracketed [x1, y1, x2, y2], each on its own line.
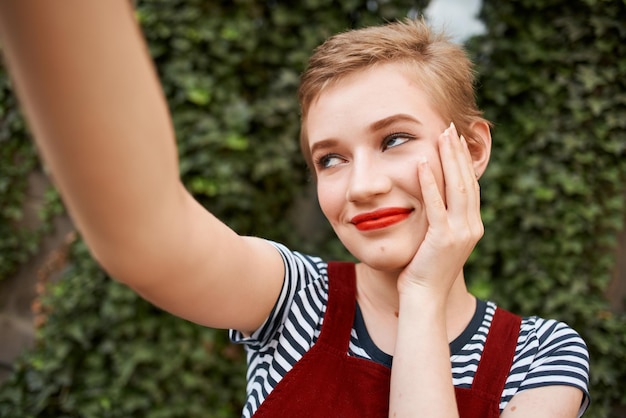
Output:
[394, 311, 399, 318]
[511, 406, 517, 412]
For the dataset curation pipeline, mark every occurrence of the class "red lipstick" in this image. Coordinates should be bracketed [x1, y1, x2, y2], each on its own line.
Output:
[350, 208, 413, 231]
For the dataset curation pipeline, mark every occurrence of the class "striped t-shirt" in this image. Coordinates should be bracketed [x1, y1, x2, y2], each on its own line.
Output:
[230, 242, 590, 417]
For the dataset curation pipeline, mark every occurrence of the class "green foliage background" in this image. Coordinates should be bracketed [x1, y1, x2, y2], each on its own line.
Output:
[1, 0, 625, 417]
[466, 0, 626, 416]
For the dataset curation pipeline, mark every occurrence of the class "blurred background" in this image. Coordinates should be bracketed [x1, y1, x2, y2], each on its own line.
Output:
[0, 0, 624, 416]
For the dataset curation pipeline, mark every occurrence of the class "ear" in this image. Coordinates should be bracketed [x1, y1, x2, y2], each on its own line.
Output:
[468, 120, 491, 179]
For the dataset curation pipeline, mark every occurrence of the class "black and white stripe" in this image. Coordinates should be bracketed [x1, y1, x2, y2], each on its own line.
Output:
[230, 242, 590, 418]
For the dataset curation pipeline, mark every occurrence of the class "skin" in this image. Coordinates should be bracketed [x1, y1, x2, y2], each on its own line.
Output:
[0, 2, 584, 417]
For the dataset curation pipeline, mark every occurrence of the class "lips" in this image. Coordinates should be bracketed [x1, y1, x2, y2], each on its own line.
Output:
[350, 207, 413, 231]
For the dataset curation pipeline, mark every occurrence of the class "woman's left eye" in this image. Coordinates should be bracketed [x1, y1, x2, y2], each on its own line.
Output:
[382, 133, 414, 150]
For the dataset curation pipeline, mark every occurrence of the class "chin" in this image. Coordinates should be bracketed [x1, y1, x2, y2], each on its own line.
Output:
[346, 245, 415, 274]
[336, 226, 425, 273]
[362, 256, 410, 274]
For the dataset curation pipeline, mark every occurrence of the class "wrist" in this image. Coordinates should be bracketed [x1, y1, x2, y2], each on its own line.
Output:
[397, 278, 447, 304]
[397, 284, 448, 322]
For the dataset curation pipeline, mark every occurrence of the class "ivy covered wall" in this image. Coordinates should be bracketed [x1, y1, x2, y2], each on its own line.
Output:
[467, 0, 626, 416]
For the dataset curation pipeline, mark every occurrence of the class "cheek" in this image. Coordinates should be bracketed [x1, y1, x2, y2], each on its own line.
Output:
[316, 181, 342, 225]
[393, 148, 444, 199]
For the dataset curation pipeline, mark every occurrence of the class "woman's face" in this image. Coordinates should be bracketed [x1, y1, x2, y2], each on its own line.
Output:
[306, 63, 450, 272]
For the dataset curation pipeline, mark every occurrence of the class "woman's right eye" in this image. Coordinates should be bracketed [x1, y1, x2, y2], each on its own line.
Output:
[315, 153, 345, 169]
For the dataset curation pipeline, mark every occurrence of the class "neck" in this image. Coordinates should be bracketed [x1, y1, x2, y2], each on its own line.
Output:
[355, 263, 476, 343]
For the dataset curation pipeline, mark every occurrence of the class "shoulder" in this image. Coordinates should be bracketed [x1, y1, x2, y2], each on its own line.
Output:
[517, 314, 589, 375]
[269, 241, 328, 284]
[486, 301, 589, 365]
[492, 302, 590, 414]
[268, 241, 330, 309]
[231, 241, 330, 347]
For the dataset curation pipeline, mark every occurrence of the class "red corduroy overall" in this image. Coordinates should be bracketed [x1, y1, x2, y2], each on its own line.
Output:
[253, 262, 521, 418]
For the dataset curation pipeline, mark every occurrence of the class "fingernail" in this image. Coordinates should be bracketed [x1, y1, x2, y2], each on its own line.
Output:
[460, 134, 470, 150]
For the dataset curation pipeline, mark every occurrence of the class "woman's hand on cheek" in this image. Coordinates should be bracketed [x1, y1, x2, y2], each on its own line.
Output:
[398, 123, 483, 303]
[390, 123, 477, 418]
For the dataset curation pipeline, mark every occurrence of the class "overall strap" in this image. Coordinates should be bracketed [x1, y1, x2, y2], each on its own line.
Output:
[471, 307, 522, 394]
[317, 261, 357, 352]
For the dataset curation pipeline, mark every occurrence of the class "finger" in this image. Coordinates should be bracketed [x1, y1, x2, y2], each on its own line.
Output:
[417, 156, 448, 228]
[460, 134, 481, 215]
[439, 123, 469, 221]
[447, 123, 481, 222]
[452, 125, 477, 187]
[458, 133, 484, 240]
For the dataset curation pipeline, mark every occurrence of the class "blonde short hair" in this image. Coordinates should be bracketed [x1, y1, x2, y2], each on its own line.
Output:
[298, 18, 490, 170]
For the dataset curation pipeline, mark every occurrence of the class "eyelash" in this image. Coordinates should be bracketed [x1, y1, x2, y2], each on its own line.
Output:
[314, 132, 416, 170]
[314, 153, 343, 170]
[382, 132, 415, 150]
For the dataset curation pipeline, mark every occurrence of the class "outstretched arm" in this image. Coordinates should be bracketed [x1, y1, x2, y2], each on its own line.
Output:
[0, 1, 284, 333]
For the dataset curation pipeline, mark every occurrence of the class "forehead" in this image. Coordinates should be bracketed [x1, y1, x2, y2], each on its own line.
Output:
[305, 63, 444, 144]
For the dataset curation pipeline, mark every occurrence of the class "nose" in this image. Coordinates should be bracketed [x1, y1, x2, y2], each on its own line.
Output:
[345, 155, 392, 202]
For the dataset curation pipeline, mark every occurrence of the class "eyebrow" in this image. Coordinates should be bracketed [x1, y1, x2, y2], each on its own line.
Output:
[368, 113, 422, 132]
[310, 138, 339, 158]
[309, 113, 422, 156]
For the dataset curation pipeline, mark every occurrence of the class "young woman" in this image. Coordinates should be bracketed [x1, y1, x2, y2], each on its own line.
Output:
[0, 2, 589, 417]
